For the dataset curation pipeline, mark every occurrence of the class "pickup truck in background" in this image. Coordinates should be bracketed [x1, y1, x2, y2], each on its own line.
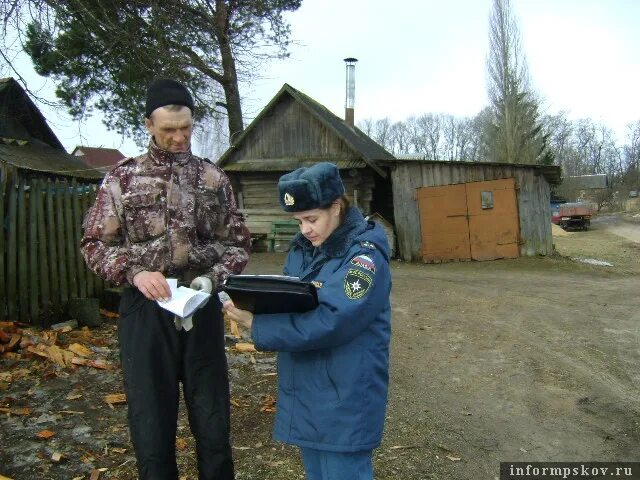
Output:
[557, 202, 594, 231]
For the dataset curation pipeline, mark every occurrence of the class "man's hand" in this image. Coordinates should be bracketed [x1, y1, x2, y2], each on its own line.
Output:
[190, 276, 213, 294]
[133, 271, 171, 301]
[223, 301, 253, 330]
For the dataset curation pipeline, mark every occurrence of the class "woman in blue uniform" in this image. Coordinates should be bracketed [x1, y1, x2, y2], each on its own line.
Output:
[224, 162, 392, 480]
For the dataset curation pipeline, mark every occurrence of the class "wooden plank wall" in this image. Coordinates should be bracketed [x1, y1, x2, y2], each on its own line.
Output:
[225, 95, 355, 165]
[392, 162, 553, 261]
[0, 167, 105, 325]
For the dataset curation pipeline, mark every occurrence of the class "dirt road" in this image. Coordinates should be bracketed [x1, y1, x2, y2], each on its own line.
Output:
[382, 258, 640, 479]
[593, 214, 640, 243]
[1, 219, 639, 479]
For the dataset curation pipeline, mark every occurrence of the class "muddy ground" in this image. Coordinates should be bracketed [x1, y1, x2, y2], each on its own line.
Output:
[1, 214, 640, 479]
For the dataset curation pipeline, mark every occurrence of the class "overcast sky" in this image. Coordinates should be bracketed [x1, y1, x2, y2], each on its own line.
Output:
[7, 0, 640, 158]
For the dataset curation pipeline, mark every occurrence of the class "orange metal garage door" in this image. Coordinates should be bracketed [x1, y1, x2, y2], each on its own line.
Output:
[417, 183, 471, 261]
[417, 178, 520, 262]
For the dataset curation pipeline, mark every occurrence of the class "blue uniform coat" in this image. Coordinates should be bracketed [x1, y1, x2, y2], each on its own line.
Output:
[251, 207, 392, 452]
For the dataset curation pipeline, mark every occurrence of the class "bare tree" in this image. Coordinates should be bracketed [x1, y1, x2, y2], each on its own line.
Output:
[388, 121, 410, 155]
[622, 120, 640, 194]
[358, 118, 373, 138]
[374, 118, 392, 148]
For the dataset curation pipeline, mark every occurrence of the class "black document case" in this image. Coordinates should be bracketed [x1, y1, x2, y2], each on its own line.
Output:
[222, 275, 319, 314]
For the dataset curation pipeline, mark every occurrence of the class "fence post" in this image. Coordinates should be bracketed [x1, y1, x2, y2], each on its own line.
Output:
[0, 172, 6, 319]
[54, 181, 69, 305]
[29, 178, 40, 323]
[37, 179, 51, 313]
[71, 179, 87, 299]
[17, 177, 28, 323]
[46, 180, 60, 309]
[6, 174, 18, 321]
[80, 189, 94, 298]
[88, 186, 105, 296]
[64, 180, 78, 299]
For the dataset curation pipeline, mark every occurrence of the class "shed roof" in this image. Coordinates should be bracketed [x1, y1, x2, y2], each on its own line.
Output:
[72, 146, 126, 168]
[378, 157, 562, 185]
[218, 84, 394, 177]
[0, 77, 65, 151]
[0, 141, 104, 180]
[562, 174, 608, 190]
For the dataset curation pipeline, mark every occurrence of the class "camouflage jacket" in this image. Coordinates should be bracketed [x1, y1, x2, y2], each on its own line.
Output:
[80, 141, 251, 289]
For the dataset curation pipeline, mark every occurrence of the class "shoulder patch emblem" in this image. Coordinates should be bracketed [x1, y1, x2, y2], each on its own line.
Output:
[360, 241, 376, 250]
[350, 254, 376, 273]
[344, 268, 373, 300]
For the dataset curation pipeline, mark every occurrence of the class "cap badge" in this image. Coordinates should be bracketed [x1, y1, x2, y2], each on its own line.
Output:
[284, 192, 295, 206]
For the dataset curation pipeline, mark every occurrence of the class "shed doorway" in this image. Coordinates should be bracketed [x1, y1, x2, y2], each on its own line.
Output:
[417, 178, 520, 262]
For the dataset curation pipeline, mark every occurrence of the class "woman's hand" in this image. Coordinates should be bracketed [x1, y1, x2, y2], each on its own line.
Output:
[223, 301, 254, 330]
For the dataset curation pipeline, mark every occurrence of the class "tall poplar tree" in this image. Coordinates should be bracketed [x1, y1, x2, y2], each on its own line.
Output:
[485, 0, 552, 164]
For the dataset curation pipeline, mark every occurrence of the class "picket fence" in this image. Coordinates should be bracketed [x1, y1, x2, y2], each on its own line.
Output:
[0, 173, 106, 325]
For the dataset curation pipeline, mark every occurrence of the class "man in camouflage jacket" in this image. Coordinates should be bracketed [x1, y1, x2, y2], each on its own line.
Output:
[81, 79, 250, 480]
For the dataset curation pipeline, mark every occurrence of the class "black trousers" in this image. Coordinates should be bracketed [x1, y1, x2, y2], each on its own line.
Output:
[118, 288, 234, 480]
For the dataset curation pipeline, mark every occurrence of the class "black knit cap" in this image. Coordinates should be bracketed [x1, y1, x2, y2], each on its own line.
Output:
[145, 79, 194, 118]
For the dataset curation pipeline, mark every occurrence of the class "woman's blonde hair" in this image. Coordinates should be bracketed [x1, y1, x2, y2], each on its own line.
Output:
[323, 195, 351, 223]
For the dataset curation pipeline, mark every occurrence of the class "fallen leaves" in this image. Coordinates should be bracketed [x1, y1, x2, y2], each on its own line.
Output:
[234, 342, 256, 353]
[89, 468, 108, 480]
[0, 322, 22, 354]
[230, 397, 251, 408]
[67, 343, 92, 358]
[2, 321, 116, 373]
[51, 320, 78, 332]
[175, 437, 188, 450]
[99, 309, 119, 319]
[27, 344, 75, 368]
[389, 445, 421, 450]
[71, 357, 116, 370]
[0, 334, 20, 354]
[0, 407, 32, 416]
[229, 319, 240, 338]
[35, 429, 55, 440]
[51, 452, 64, 463]
[104, 393, 127, 407]
[260, 395, 276, 413]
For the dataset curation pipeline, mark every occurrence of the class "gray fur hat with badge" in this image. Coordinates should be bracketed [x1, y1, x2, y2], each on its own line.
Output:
[278, 162, 345, 212]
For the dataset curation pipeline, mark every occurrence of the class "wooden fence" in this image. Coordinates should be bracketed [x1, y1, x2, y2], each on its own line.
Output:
[0, 172, 105, 325]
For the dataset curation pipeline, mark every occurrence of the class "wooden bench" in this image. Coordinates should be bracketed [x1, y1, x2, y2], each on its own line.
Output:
[268, 220, 299, 252]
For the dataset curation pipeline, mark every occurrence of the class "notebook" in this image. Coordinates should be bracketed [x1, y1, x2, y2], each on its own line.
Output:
[222, 275, 318, 314]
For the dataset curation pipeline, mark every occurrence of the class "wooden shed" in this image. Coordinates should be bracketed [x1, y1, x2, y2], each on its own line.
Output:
[384, 159, 561, 262]
[217, 84, 395, 250]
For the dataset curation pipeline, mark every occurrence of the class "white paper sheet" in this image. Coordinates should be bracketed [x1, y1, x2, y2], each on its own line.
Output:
[157, 279, 210, 318]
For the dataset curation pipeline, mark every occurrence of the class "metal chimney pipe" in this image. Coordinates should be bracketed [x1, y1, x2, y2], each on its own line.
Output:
[344, 57, 358, 126]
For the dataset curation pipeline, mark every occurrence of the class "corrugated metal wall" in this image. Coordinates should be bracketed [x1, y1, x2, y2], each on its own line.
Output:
[391, 162, 553, 261]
